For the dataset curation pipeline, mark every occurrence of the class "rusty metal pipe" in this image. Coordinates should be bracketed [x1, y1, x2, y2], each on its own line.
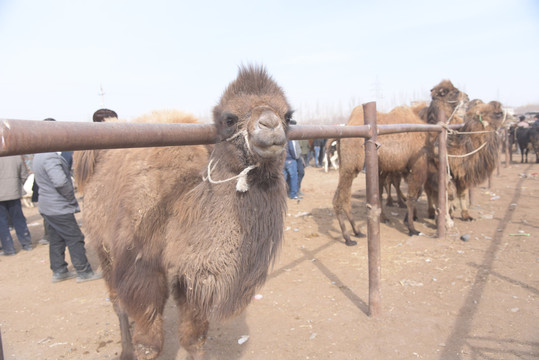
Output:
[288, 124, 371, 140]
[0, 119, 373, 157]
[377, 123, 441, 135]
[0, 119, 220, 156]
[363, 102, 381, 317]
[437, 110, 448, 239]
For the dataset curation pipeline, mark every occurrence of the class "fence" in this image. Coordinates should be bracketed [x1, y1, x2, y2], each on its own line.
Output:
[0, 102, 458, 317]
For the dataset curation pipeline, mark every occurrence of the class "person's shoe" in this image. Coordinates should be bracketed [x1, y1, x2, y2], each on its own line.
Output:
[76, 271, 103, 283]
[22, 245, 33, 251]
[291, 195, 303, 200]
[0, 251, 16, 256]
[52, 271, 77, 283]
[38, 239, 49, 245]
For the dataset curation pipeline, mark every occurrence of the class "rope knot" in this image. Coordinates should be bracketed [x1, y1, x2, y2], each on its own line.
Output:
[203, 159, 258, 192]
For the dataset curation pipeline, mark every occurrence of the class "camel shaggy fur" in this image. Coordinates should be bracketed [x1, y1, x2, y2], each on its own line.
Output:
[333, 104, 429, 243]
[333, 80, 469, 244]
[441, 101, 506, 220]
[419, 80, 469, 125]
[74, 66, 293, 360]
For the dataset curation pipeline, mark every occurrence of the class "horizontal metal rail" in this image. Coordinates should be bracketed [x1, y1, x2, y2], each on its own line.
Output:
[0, 107, 464, 319]
[0, 119, 460, 157]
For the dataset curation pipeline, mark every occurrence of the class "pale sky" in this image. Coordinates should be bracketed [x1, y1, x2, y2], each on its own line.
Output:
[1, 0, 538, 123]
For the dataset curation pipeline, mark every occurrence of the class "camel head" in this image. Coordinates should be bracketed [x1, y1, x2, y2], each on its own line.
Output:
[430, 80, 469, 118]
[212, 65, 292, 162]
[468, 101, 506, 130]
[465, 99, 484, 119]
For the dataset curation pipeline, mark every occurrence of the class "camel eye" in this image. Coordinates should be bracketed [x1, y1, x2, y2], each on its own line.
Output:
[223, 113, 238, 127]
[285, 110, 294, 124]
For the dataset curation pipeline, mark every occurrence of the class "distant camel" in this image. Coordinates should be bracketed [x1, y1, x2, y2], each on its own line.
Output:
[333, 80, 468, 244]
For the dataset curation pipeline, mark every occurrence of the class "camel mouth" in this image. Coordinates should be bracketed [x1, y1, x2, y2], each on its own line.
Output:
[248, 109, 288, 159]
[251, 143, 286, 159]
[249, 128, 287, 159]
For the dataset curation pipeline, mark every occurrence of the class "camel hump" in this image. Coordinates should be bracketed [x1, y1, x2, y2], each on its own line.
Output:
[73, 150, 99, 194]
[73, 110, 200, 194]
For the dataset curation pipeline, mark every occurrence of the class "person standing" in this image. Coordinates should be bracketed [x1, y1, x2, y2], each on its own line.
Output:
[93, 108, 118, 122]
[296, 142, 305, 196]
[0, 156, 33, 255]
[313, 138, 325, 167]
[283, 140, 302, 200]
[33, 149, 101, 283]
[299, 140, 311, 167]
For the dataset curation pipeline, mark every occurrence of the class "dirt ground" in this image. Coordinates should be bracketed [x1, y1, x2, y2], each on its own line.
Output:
[0, 156, 538, 360]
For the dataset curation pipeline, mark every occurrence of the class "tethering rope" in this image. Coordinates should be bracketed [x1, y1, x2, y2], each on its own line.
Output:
[202, 129, 259, 192]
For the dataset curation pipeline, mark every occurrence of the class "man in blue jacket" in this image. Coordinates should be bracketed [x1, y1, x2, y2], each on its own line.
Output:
[33, 149, 101, 283]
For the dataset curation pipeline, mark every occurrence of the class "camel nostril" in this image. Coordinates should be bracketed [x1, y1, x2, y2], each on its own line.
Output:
[258, 110, 280, 130]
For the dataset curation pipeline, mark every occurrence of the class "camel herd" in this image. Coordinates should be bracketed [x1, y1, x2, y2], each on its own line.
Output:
[333, 80, 507, 244]
[72, 67, 513, 359]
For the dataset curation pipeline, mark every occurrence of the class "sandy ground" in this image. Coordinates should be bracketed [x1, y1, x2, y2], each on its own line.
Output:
[0, 156, 538, 360]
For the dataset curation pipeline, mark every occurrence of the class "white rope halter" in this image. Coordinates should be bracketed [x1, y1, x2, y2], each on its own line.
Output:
[203, 159, 258, 192]
[202, 128, 259, 192]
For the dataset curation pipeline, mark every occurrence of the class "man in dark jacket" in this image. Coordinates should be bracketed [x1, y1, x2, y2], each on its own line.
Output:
[0, 155, 33, 255]
[33, 150, 101, 283]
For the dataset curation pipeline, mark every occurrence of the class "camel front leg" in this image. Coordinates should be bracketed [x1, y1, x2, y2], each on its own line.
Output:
[172, 282, 209, 360]
[121, 268, 168, 360]
[112, 299, 136, 360]
[459, 190, 473, 221]
[333, 170, 365, 246]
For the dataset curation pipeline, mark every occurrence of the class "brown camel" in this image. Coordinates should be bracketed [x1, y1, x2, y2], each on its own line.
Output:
[333, 80, 469, 244]
[420, 81, 469, 220]
[74, 66, 293, 360]
[419, 79, 469, 125]
[383, 172, 407, 208]
[424, 100, 506, 222]
[333, 105, 429, 243]
[397, 80, 468, 214]
[445, 100, 506, 220]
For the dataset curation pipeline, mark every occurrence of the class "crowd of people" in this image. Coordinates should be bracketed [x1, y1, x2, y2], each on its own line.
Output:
[282, 133, 329, 200]
[0, 108, 117, 284]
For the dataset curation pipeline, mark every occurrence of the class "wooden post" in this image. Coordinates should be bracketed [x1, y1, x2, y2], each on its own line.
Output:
[437, 110, 447, 239]
[363, 102, 381, 317]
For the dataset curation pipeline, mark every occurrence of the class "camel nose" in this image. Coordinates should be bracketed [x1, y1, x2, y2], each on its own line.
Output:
[257, 110, 281, 131]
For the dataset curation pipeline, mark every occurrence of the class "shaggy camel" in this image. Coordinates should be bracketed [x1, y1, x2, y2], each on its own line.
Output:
[333, 80, 468, 244]
[75, 66, 293, 360]
[333, 105, 429, 243]
[405, 80, 468, 214]
[419, 79, 469, 125]
[442, 101, 506, 220]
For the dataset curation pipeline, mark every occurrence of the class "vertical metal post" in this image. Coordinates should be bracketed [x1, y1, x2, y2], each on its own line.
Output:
[363, 101, 381, 317]
[0, 326, 4, 360]
[437, 110, 447, 239]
